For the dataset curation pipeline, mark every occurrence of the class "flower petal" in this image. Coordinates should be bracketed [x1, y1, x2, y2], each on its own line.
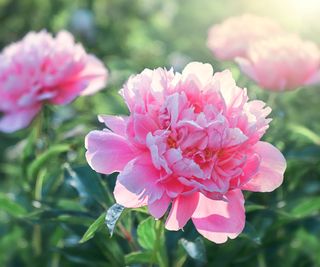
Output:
[116, 155, 164, 205]
[50, 81, 87, 105]
[85, 130, 137, 174]
[113, 180, 147, 208]
[241, 141, 286, 192]
[165, 192, 199, 231]
[182, 62, 213, 86]
[0, 106, 41, 133]
[98, 114, 128, 136]
[148, 193, 171, 219]
[235, 57, 258, 82]
[133, 114, 158, 144]
[192, 189, 245, 243]
[80, 55, 108, 95]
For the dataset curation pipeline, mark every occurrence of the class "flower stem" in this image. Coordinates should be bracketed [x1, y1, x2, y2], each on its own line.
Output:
[153, 219, 168, 267]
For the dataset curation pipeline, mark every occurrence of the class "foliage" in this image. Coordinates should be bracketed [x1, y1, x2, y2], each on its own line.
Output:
[1, 0, 320, 267]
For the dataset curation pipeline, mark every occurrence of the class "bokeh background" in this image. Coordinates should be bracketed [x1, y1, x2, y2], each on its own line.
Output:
[1, 0, 320, 266]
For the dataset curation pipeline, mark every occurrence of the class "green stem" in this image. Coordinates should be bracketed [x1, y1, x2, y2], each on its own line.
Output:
[153, 219, 168, 267]
[31, 111, 45, 257]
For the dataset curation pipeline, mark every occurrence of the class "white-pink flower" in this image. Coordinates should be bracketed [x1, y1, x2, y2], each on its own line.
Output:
[85, 62, 286, 243]
[236, 35, 320, 91]
[207, 14, 283, 60]
[0, 30, 108, 133]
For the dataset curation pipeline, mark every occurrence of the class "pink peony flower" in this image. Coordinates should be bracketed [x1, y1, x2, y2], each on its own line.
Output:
[85, 62, 286, 243]
[0, 30, 108, 133]
[236, 35, 320, 91]
[207, 14, 283, 60]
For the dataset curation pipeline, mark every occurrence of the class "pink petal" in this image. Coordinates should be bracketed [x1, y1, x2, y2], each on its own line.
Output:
[305, 69, 320, 85]
[165, 192, 199, 231]
[230, 153, 260, 189]
[85, 130, 137, 174]
[182, 62, 213, 86]
[192, 189, 245, 243]
[148, 193, 171, 219]
[80, 55, 108, 95]
[50, 81, 87, 105]
[235, 57, 258, 82]
[0, 106, 41, 133]
[133, 114, 158, 144]
[241, 141, 286, 192]
[116, 155, 164, 205]
[98, 114, 128, 136]
[113, 180, 147, 208]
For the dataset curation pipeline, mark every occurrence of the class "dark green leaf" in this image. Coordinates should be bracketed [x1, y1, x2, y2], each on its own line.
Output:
[0, 193, 27, 217]
[290, 197, 320, 218]
[180, 237, 207, 264]
[125, 251, 155, 265]
[240, 222, 262, 245]
[289, 124, 320, 145]
[245, 203, 266, 213]
[27, 144, 69, 179]
[105, 203, 125, 236]
[64, 164, 109, 207]
[80, 212, 106, 243]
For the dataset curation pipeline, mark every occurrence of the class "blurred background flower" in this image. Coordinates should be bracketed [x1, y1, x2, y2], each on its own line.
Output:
[0, 0, 320, 267]
[0, 30, 107, 132]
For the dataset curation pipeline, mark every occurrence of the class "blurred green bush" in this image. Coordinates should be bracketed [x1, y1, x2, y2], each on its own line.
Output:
[1, 0, 320, 266]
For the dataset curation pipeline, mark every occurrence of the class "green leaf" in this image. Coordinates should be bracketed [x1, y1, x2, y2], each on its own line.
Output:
[137, 217, 156, 250]
[240, 222, 262, 245]
[64, 164, 109, 207]
[180, 237, 207, 264]
[245, 203, 266, 213]
[105, 203, 125, 236]
[137, 218, 168, 267]
[125, 251, 155, 265]
[290, 197, 320, 218]
[27, 144, 69, 179]
[0, 193, 27, 217]
[289, 124, 320, 145]
[79, 212, 106, 243]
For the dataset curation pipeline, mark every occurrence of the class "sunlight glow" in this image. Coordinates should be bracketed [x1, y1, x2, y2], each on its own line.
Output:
[291, 0, 320, 16]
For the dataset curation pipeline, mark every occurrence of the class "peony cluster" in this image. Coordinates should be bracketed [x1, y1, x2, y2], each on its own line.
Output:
[85, 62, 286, 243]
[236, 35, 320, 91]
[207, 14, 320, 91]
[0, 30, 108, 133]
[207, 14, 283, 60]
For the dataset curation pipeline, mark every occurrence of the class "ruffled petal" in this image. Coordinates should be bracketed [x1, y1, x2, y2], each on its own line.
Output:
[98, 114, 128, 136]
[133, 114, 158, 144]
[113, 180, 147, 208]
[235, 57, 258, 82]
[0, 106, 41, 133]
[80, 55, 108, 95]
[192, 189, 245, 243]
[116, 155, 164, 205]
[241, 141, 286, 192]
[148, 193, 171, 219]
[165, 192, 199, 230]
[50, 81, 87, 105]
[85, 130, 137, 174]
[182, 62, 213, 87]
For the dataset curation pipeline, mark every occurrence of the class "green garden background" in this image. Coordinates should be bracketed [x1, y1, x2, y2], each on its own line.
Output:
[1, 0, 320, 266]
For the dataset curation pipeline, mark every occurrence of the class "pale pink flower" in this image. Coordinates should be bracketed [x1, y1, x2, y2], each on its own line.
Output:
[85, 62, 286, 243]
[207, 14, 283, 60]
[236, 35, 320, 91]
[0, 30, 108, 133]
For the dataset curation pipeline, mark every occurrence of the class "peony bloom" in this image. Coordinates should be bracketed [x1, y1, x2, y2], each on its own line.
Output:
[207, 14, 283, 60]
[0, 30, 108, 133]
[85, 62, 286, 243]
[236, 35, 320, 91]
